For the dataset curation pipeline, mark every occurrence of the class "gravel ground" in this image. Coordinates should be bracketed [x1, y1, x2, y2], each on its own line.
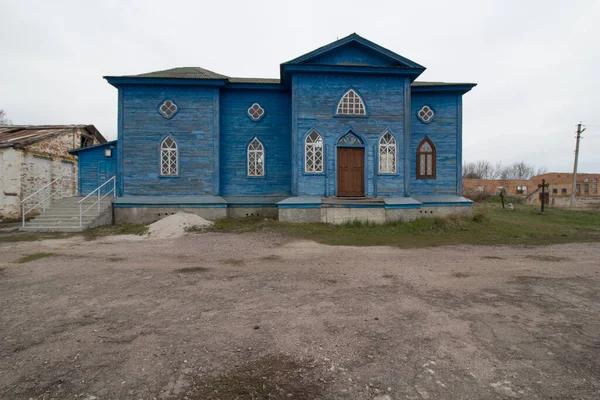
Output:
[0, 232, 599, 399]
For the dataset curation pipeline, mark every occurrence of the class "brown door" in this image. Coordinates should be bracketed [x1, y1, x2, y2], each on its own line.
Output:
[337, 147, 365, 197]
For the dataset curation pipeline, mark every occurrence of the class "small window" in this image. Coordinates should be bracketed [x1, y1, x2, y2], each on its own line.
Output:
[159, 100, 178, 119]
[576, 183, 581, 193]
[248, 138, 264, 177]
[247, 103, 265, 121]
[561, 188, 567, 194]
[475, 186, 485, 192]
[160, 136, 178, 176]
[305, 131, 323, 173]
[416, 137, 436, 179]
[338, 132, 363, 146]
[497, 186, 506, 195]
[417, 105, 435, 123]
[379, 132, 396, 173]
[585, 183, 589, 193]
[336, 89, 366, 116]
[552, 188, 558, 194]
[516, 186, 527, 195]
[593, 183, 598, 193]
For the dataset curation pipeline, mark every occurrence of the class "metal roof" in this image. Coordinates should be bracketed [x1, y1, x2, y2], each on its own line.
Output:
[412, 81, 476, 87]
[0, 125, 106, 149]
[125, 67, 229, 80]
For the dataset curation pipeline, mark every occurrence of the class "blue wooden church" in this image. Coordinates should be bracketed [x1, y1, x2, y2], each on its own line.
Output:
[98, 34, 475, 223]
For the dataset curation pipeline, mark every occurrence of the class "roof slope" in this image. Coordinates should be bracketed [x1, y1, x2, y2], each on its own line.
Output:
[0, 125, 106, 149]
[125, 67, 229, 80]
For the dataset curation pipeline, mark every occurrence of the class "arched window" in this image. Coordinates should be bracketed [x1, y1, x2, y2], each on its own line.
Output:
[336, 89, 366, 116]
[379, 132, 396, 173]
[247, 138, 264, 177]
[417, 137, 436, 179]
[305, 131, 323, 173]
[160, 136, 178, 176]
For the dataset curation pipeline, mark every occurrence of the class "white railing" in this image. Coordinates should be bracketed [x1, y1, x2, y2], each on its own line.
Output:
[79, 176, 116, 227]
[21, 176, 64, 227]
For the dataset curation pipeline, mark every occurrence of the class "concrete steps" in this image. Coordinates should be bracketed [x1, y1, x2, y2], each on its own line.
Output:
[21, 196, 113, 232]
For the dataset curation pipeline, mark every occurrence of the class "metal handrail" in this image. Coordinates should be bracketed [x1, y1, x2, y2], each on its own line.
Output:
[79, 176, 116, 227]
[21, 176, 64, 227]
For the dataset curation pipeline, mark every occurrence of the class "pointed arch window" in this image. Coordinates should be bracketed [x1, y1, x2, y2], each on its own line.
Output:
[305, 131, 323, 173]
[248, 138, 264, 177]
[336, 89, 366, 116]
[160, 136, 178, 176]
[379, 132, 396, 173]
[417, 137, 436, 179]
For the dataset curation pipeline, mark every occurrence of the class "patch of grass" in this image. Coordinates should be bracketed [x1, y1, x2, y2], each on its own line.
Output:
[179, 354, 325, 400]
[175, 266, 210, 273]
[260, 254, 281, 261]
[16, 252, 57, 264]
[184, 225, 210, 233]
[452, 272, 471, 278]
[525, 255, 571, 262]
[481, 256, 506, 260]
[83, 224, 148, 240]
[220, 258, 245, 266]
[0, 232, 73, 243]
[209, 216, 275, 233]
[106, 257, 125, 262]
[209, 204, 600, 248]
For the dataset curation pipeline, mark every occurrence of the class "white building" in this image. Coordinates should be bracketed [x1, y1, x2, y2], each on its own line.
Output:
[0, 125, 106, 219]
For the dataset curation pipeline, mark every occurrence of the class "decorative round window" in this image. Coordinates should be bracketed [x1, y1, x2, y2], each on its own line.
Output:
[247, 103, 265, 121]
[417, 105, 434, 123]
[159, 100, 178, 119]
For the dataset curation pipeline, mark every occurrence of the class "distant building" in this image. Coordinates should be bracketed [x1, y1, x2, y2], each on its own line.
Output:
[0, 125, 106, 219]
[463, 173, 600, 200]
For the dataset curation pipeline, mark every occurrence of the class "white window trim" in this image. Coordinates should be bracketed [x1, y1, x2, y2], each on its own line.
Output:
[378, 132, 397, 174]
[160, 136, 178, 176]
[247, 138, 265, 177]
[336, 89, 366, 116]
[304, 131, 324, 173]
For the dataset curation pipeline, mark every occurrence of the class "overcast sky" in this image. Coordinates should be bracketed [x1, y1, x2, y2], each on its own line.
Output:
[1, 0, 599, 173]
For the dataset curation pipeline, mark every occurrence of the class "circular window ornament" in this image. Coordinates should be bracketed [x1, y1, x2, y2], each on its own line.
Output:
[159, 100, 178, 119]
[417, 105, 434, 124]
[247, 103, 265, 121]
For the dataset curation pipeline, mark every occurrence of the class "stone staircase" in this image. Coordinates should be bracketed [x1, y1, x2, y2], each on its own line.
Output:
[21, 196, 113, 232]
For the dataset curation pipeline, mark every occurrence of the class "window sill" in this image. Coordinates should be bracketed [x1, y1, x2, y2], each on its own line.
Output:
[303, 171, 326, 176]
[377, 172, 400, 177]
[333, 114, 369, 119]
[158, 175, 180, 179]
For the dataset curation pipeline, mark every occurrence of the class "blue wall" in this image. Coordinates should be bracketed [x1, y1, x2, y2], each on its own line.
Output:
[292, 73, 407, 197]
[76, 142, 118, 196]
[410, 92, 461, 195]
[219, 89, 291, 196]
[120, 85, 219, 196]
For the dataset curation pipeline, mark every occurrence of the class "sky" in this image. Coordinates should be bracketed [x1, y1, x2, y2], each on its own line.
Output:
[1, 0, 599, 173]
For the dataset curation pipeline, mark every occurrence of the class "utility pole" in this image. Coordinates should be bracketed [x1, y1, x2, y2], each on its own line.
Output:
[570, 123, 586, 208]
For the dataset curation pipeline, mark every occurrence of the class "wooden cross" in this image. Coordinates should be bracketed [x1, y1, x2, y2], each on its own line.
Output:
[537, 179, 550, 213]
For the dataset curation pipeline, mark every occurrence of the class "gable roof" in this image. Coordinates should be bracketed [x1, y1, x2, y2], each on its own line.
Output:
[283, 33, 425, 69]
[0, 125, 106, 149]
[123, 67, 229, 80]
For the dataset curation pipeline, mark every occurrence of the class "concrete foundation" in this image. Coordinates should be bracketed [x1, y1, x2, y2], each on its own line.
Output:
[114, 207, 227, 224]
[278, 207, 322, 223]
[227, 206, 278, 219]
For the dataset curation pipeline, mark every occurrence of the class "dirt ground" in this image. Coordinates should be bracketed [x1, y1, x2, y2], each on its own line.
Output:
[0, 232, 599, 400]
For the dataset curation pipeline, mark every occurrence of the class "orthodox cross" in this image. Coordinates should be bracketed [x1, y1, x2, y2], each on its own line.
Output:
[537, 179, 550, 213]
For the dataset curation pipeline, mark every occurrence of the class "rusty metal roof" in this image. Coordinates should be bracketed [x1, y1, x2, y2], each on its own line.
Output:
[0, 125, 106, 149]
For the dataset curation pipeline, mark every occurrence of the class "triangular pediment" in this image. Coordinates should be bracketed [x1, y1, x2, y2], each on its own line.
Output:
[284, 33, 424, 69]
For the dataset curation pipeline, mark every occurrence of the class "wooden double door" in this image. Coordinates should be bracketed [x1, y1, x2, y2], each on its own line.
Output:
[337, 147, 365, 197]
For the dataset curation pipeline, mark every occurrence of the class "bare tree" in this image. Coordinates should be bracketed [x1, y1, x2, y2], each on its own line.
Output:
[0, 109, 12, 125]
[463, 160, 546, 180]
[535, 166, 548, 176]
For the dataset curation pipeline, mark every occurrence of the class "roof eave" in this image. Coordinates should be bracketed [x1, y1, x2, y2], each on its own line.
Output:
[104, 76, 227, 88]
[411, 83, 477, 94]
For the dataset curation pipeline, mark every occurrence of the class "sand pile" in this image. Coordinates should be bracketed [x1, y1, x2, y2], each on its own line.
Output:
[147, 212, 213, 239]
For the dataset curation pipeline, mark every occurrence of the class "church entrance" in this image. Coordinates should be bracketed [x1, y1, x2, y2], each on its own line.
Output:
[337, 147, 364, 197]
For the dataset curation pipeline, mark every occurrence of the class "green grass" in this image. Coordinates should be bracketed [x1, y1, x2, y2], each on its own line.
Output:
[0, 232, 74, 243]
[206, 204, 600, 248]
[16, 252, 57, 264]
[82, 224, 149, 240]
